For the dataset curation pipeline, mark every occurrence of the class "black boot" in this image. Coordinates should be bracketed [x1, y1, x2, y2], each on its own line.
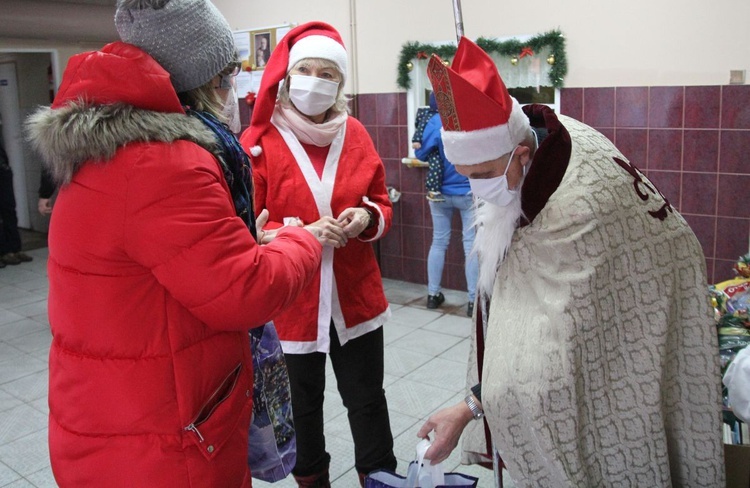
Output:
[293, 470, 331, 488]
[426, 292, 445, 309]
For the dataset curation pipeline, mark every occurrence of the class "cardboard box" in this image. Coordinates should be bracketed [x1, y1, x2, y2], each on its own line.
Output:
[725, 444, 750, 488]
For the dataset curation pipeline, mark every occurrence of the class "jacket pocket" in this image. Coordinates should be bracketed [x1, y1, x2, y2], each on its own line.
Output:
[183, 362, 250, 460]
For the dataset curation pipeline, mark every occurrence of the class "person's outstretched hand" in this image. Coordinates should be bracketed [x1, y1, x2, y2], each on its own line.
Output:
[304, 216, 348, 248]
[416, 401, 474, 465]
[38, 198, 53, 216]
[337, 207, 370, 238]
[255, 209, 276, 244]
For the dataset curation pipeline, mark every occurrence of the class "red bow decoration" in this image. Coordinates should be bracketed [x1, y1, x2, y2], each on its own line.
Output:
[416, 51, 429, 60]
[245, 92, 256, 106]
[519, 46, 534, 59]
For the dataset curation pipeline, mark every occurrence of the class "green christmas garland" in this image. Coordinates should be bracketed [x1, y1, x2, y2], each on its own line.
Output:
[397, 29, 567, 90]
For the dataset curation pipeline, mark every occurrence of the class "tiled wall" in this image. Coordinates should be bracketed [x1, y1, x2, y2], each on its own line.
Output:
[354, 85, 750, 287]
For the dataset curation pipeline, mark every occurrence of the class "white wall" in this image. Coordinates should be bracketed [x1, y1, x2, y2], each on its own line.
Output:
[216, 0, 750, 93]
[0, 39, 104, 85]
[1, 0, 747, 93]
[0, 53, 57, 232]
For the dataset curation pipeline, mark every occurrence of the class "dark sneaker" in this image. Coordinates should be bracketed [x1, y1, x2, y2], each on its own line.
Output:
[467, 302, 475, 317]
[427, 292, 445, 309]
[0, 259, 5, 268]
[15, 252, 33, 262]
[1, 253, 21, 265]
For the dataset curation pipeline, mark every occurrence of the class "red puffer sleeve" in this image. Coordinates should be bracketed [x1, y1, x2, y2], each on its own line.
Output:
[123, 141, 321, 330]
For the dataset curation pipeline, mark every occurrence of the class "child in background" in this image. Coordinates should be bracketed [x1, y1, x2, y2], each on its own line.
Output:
[411, 92, 444, 202]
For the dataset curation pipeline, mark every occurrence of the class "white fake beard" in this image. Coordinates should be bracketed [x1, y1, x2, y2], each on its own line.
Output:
[471, 190, 524, 298]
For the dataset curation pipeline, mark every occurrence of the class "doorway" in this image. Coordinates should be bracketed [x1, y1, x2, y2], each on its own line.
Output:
[0, 51, 57, 233]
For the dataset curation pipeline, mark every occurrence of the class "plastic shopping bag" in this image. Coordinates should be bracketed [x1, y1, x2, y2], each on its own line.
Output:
[248, 323, 296, 482]
[365, 439, 478, 488]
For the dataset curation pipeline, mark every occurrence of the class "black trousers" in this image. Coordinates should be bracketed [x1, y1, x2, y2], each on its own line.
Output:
[285, 325, 397, 477]
[0, 166, 21, 255]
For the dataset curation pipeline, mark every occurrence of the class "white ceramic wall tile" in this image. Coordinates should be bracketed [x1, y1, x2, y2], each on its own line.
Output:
[12, 278, 49, 294]
[383, 347, 433, 378]
[322, 391, 348, 423]
[385, 282, 427, 305]
[438, 338, 471, 364]
[8, 300, 47, 320]
[389, 307, 442, 328]
[24, 465, 58, 488]
[0, 256, 515, 488]
[2, 478, 35, 487]
[0, 460, 22, 486]
[1, 370, 48, 403]
[0, 429, 49, 476]
[390, 328, 463, 358]
[402, 357, 467, 393]
[29, 397, 49, 416]
[0, 309, 25, 327]
[382, 372, 400, 388]
[14, 259, 48, 276]
[323, 410, 352, 442]
[324, 433, 355, 480]
[0, 390, 23, 414]
[7, 330, 51, 355]
[28, 314, 49, 327]
[0, 344, 25, 365]
[0, 287, 41, 310]
[385, 378, 456, 418]
[383, 322, 413, 345]
[0, 319, 47, 341]
[0, 355, 47, 386]
[331, 466, 360, 486]
[384, 287, 424, 306]
[386, 410, 421, 438]
[0, 404, 46, 445]
[0, 270, 41, 287]
[422, 313, 473, 338]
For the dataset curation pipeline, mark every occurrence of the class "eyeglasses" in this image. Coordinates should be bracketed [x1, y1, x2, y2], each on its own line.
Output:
[216, 64, 241, 90]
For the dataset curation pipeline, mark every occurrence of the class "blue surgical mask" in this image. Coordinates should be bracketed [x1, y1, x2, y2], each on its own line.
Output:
[469, 147, 522, 207]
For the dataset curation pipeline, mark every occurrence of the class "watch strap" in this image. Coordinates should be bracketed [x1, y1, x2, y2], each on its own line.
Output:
[464, 394, 484, 420]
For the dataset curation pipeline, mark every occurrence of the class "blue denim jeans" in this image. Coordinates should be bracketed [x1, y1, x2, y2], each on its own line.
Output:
[427, 194, 478, 302]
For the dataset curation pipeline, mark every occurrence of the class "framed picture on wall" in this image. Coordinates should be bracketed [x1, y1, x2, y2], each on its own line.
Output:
[251, 30, 274, 70]
[234, 24, 294, 95]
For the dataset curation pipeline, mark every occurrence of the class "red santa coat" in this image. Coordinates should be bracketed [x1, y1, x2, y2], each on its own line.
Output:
[245, 116, 392, 353]
[26, 42, 322, 487]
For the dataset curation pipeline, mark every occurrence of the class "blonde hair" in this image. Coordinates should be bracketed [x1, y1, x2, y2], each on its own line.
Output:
[278, 57, 350, 115]
[177, 61, 240, 122]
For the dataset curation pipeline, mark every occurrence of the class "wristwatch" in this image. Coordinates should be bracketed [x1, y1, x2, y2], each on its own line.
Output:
[464, 394, 484, 420]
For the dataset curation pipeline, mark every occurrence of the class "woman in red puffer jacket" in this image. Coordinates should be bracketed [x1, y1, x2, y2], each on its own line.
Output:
[24, 1, 339, 486]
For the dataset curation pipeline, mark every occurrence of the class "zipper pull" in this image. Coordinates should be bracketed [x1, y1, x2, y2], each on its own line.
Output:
[185, 423, 204, 443]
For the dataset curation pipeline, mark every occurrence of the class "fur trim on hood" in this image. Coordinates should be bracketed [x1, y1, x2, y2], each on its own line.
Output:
[25, 101, 218, 186]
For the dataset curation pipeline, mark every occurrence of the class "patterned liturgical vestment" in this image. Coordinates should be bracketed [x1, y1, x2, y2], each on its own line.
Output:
[462, 114, 724, 487]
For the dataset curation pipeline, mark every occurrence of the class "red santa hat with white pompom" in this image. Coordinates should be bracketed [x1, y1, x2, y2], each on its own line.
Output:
[239, 21, 348, 157]
[427, 37, 530, 165]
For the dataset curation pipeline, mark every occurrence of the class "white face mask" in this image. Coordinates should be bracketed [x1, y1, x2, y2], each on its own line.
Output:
[221, 84, 241, 134]
[288, 75, 339, 117]
[469, 147, 523, 207]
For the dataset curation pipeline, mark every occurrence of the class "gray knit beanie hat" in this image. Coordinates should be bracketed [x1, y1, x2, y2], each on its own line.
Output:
[115, 0, 236, 93]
